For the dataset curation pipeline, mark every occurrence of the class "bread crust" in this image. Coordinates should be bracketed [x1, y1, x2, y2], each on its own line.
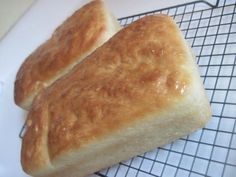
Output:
[21, 15, 211, 177]
[14, 0, 120, 110]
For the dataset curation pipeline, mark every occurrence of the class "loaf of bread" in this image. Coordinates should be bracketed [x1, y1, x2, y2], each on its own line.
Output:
[21, 15, 211, 177]
[14, 0, 120, 110]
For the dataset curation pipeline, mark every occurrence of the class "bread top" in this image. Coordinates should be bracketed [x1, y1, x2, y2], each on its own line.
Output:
[15, 0, 119, 110]
[22, 15, 194, 175]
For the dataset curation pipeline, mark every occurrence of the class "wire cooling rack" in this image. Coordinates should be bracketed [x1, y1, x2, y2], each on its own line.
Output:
[18, 0, 236, 176]
[94, 0, 236, 177]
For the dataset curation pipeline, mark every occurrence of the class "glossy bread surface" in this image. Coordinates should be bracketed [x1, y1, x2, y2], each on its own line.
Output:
[47, 15, 191, 158]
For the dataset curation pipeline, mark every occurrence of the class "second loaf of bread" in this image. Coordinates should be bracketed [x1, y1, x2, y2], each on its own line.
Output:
[14, 0, 120, 110]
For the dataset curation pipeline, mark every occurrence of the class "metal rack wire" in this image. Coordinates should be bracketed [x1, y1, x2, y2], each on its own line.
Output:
[95, 0, 236, 176]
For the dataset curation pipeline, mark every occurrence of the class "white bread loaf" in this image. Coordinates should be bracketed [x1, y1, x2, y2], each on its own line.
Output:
[21, 15, 211, 177]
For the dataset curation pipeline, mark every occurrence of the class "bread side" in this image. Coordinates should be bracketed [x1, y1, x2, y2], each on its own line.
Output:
[21, 15, 211, 177]
[14, 0, 121, 110]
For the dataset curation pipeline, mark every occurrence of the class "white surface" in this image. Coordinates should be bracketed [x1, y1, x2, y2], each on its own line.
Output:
[0, 0, 34, 40]
[1, 0, 234, 177]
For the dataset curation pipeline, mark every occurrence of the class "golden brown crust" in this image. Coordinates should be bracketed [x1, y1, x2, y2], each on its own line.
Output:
[15, 0, 118, 110]
[21, 93, 51, 174]
[22, 15, 195, 175]
[47, 15, 191, 159]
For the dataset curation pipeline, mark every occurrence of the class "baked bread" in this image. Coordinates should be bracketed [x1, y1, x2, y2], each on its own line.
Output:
[14, 0, 121, 110]
[21, 15, 211, 177]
